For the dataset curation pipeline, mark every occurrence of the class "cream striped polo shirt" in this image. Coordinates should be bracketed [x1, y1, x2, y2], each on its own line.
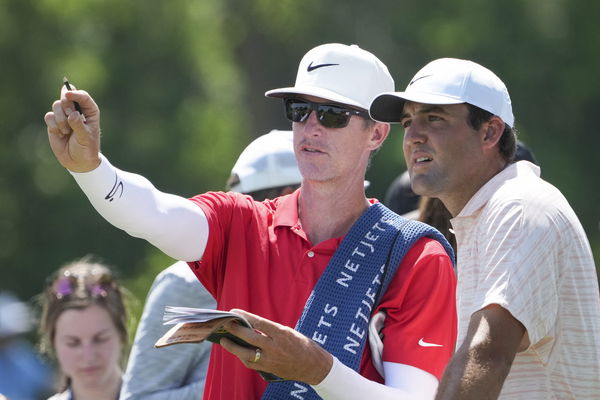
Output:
[451, 161, 600, 399]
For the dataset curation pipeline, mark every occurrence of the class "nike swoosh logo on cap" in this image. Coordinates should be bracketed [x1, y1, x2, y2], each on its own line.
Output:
[408, 74, 433, 86]
[307, 61, 340, 72]
[418, 337, 443, 347]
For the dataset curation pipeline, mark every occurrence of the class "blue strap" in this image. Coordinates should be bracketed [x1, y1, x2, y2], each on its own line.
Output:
[261, 203, 454, 399]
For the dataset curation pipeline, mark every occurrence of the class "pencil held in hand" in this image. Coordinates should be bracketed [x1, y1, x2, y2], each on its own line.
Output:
[63, 77, 82, 114]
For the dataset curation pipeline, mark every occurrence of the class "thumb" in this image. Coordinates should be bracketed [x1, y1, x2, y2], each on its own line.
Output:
[63, 89, 101, 147]
[64, 90, 99, 119]
[231, 309, 280, 335]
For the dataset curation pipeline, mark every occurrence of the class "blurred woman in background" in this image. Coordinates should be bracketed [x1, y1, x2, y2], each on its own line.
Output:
[39, 257, 130, 400]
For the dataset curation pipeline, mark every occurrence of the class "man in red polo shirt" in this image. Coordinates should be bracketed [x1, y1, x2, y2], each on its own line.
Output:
[44, 43, 456, 400]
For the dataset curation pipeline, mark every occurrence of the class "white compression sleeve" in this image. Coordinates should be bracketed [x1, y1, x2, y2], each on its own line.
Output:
[312, 358, 438, 400]
[70, 154, 208, 261]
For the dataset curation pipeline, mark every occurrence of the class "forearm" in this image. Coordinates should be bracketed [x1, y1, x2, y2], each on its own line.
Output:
[435, 345, 511, 400]
[436, 305, 525, 400]
[313, 358, 437, 400]
[70, 154, 208, 261]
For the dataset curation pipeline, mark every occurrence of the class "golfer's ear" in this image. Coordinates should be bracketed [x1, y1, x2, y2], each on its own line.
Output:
[369, 122, 390, 150]
[482, 116, 504, 148]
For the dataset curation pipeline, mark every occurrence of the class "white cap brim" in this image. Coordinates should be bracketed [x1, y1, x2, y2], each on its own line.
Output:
[266, 86, 366, 110]
[370, 91, 464, 123]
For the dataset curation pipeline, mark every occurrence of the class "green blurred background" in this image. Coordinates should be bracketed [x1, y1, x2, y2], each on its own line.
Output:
[1, 0, 598, 324]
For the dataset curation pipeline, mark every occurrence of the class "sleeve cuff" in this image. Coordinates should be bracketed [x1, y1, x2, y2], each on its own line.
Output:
[311, 356, 350, 397]
[69, 153, 119, 197]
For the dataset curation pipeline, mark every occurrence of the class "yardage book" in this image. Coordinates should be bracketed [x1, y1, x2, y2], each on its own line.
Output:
[155, 306, 283, 382]
[155, 306, 254, 348]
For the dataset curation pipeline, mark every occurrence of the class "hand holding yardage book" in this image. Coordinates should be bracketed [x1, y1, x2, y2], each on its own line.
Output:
[155, 306, 283, 382]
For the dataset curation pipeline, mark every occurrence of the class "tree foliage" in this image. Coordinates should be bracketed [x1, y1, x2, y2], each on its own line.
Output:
[1, 0, 598, 311]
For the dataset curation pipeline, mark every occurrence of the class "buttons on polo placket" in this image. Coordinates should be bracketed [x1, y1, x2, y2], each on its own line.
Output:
[307, 250, 315, 258]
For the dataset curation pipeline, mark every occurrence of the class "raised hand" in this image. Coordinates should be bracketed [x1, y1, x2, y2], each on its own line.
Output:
[44, 83, 102, 172]
[220, 309, 333, 385]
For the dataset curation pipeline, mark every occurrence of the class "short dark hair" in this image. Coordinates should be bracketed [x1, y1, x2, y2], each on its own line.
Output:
[362, 116, 376, 130]
[466, 104, 517, 163]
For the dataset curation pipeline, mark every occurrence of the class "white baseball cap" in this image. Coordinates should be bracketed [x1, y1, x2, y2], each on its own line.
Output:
[227, 130, 302, 194]
[370, 58, 514, 127]
[266, 43, 394, 110]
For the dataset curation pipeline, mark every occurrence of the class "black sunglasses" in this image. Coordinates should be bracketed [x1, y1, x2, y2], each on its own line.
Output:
[284, 98, 370, 129]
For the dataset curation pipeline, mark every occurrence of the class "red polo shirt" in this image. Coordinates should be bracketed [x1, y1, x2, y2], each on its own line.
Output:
[189, 190, 456, 400]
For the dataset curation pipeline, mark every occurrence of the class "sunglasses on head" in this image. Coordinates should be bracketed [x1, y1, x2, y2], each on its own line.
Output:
[284, 98, 370, 129]
[51, 269, 116, 300]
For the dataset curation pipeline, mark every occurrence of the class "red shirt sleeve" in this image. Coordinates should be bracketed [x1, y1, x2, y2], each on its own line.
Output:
[377, 237, 457, 380]
[187, 191, 258, 299]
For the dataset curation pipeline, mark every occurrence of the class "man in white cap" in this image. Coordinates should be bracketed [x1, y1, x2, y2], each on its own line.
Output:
[120, 130, 301, 400]
[225, 130, 302, 200]
[44, 43, 456, 400]
[370, 58, 600, 399]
